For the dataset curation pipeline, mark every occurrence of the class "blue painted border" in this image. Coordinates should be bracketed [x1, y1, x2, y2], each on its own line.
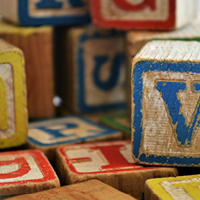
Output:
[77, 30, 126, 112]
[28, 115, 119, 147]
[132, 60, 200, 166]
[18, 0, 90, 26]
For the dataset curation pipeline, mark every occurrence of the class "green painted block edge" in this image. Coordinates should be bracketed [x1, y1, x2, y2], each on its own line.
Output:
[100, 113, 131, 135]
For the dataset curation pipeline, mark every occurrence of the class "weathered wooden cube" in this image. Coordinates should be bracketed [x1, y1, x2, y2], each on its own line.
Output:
[0, 39, 27, 149]
[100, 113, 131, 139]
[0, 150, 60, 199]
[0, 0, 90, 26]
[145, 174, 200, 200]
[56, 140, 177, 200]
[132, 40, 200, 166]
[0, 21, 55, 119]
[6, 180, 137, 200]
[28, 116, 122, 163]
[91, 0, 198, 30]
[55, 26, 126, 113]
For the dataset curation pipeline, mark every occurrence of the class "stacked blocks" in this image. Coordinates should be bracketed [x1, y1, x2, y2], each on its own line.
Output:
[0, 39, 27, 149]
[132, 40, 200, 166]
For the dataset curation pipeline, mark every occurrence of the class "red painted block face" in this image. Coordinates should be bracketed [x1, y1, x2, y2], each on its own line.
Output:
[0, 150, 60, 198]
[91, 0, 197, 30]
[57, 140, 177, 199]
[59, 140, 157, 174]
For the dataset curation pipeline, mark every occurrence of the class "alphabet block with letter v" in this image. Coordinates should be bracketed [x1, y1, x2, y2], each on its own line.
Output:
[132, 40, 200, 167]
[91, 0, 198, 30]
[55, 140, 177, 200]
[6, 180, 137, 200]
[0, 0, 90, 26]
[0, 150, 60, 199]
[55, 27, 126, 113]
[0, 39, 27, 149]
[145, 174, 200, 200]
[28, 116, 122, 163]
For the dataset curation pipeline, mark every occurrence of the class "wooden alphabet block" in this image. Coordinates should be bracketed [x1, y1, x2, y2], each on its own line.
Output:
[132, 40, 200, 167]
[55, 26, 126, 113]
[28, 116, 122, 163]
[0, 150, 60, 199]
[0, 0, 90, 26]
[0, 39, 27, 149]
[126, 19, 200, 122]
[145, 174, 200, 200]
[0, 22, 55, 119]
[91, 0, 198, 30]
[100, 113, 131, 139]
[55, 140, 177, 200]
[6, 180, 137, 200]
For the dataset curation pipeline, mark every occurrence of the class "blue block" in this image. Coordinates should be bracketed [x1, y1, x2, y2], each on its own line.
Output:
[0, 0, 90, 26]
[131, 41, 200, 166]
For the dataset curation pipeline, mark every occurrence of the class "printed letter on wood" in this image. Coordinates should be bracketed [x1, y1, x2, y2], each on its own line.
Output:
[132, 40, 200, 166]
[56, 140, 177, 200]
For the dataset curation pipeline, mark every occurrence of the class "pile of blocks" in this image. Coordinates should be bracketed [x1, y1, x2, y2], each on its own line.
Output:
[0, 0, 199, 199]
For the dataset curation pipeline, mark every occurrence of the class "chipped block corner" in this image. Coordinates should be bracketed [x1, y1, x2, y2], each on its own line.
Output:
[0, 39, 27, 149]
[132, 40, 200, 166]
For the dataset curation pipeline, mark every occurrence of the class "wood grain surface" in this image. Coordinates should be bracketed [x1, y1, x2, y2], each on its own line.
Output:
[7, 179, 137, 200]
[0, 39, 27, 148]
[132, 40, 200, 166]
[55, 140, 177, 200]
[0, 21, 54, 119]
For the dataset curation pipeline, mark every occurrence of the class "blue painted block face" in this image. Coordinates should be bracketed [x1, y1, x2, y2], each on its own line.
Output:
[28, 117, 120, 146]
[18, 0, 90, 26]
[132, 60, 200, 166]
[77, 30, 126, 112]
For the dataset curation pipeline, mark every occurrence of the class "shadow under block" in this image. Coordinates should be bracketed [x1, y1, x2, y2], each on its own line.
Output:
[91, 0, 198, 30]
[0, 22, 55, 118]
[132, 40, 200, 167]
[28, 116, 122, 163]
[0, 39, 27, 149]
[0, 150, 60, 199]
[0, 0, 90, 26]
[100, 113, 131, 139]
[126, 18, 200, 122]
[7, 180, 137, 200]
[145, 174, 200, 200]
[55, 27, 126, 113]
[55, 140, 178, 200]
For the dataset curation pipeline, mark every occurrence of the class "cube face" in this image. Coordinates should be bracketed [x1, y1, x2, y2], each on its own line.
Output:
[132, 59, 200, 166]
[0, 43, 27, 148]
[75, 30, 126, 112]
[18, 0, 90, 26]
[28, 116, 121, 147]
[92, 0, 176, 30]
[146, 175, 200, 200]
[58, 141, 160, 175]
[0, 150, 57, 186]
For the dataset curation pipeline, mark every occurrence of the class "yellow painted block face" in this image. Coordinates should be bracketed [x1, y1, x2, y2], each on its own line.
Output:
[146, 174, 200, 200]
[0, 39, 27, 148]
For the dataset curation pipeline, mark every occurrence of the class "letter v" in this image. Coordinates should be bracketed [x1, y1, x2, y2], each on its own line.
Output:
[156, 81, 200, 146]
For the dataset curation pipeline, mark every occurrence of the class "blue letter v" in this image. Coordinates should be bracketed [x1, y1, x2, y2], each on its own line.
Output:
[156, 81, 200, 146]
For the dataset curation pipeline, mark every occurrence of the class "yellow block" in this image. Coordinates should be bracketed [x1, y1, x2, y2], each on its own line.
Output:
[146, 174, 200, 200]
[0, 38, 27, 148]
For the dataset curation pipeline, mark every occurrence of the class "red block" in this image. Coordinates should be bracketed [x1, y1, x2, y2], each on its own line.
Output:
[0, 150, 60, 198]
[91, 0, 198, 30]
